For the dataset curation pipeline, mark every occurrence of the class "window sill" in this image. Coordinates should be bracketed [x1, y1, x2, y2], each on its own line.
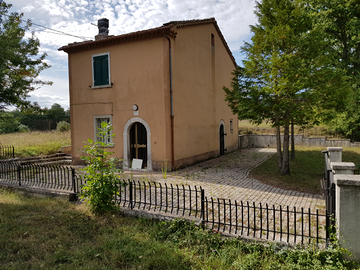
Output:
[95, 143, 115, 148]
[91, 84, 112, 89]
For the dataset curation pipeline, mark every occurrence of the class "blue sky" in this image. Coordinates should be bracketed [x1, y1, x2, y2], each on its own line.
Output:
[7, 0, 257, 109]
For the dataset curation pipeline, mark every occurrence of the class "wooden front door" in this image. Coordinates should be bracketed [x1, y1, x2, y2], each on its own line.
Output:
[220, 124, 225, 156]
[130, 122, 147, 168]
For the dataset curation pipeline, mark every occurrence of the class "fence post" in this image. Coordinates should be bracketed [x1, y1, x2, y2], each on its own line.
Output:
[71, 168, 77, 193]
[334, 174, 360, 262]
[129, 181, 133, 209]
[201, 188, 205, 227]
[17, 165, 21, 186]
[68, 168, 78, 202]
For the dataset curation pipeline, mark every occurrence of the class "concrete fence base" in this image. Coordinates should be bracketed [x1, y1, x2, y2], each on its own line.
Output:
[240, 134, 360, 149]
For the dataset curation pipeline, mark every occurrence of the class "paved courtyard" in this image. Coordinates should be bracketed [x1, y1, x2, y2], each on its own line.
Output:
[126, 148, 325, 212]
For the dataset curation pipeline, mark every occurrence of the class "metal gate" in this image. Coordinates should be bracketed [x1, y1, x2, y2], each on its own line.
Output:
[322, 150, 335, 246]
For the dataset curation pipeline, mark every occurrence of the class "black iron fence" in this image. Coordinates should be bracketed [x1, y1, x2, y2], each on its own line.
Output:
[117, 179, 328, 246]
[0, 145, 14, 159]
[0, 163, 329, 246]
[0, 162, 81, 193]
[322, 150, 336, 245]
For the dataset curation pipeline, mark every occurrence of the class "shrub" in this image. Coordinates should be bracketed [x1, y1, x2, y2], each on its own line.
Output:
[0, 113, 19, 133]
[79, 122, 124, 215]
[56, 121, 70, 132]
[18, 124, 30, 133]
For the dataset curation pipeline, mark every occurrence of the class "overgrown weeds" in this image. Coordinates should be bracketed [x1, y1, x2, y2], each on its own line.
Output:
[0, 131, 70, 157]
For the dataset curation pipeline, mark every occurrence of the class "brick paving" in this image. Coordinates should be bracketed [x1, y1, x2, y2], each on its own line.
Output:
[125, 148, 325, 213]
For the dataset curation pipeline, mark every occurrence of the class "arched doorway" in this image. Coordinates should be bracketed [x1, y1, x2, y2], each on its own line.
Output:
[130, 122, 147, 168]
[219, 120, 226, 156]
[123, 117, 152, 170]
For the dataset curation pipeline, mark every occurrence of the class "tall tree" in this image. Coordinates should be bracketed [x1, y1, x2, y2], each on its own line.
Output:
[311, 0, 360, 140]
[224, 0, 349, 175]
[0, 1, 51, 110]
[46, 103, 68, 129]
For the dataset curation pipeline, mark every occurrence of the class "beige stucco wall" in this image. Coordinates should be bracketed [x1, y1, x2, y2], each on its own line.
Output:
[68, 37, 172, 167]
[67, 22, 238, 170]
[171, 24, 238, 168]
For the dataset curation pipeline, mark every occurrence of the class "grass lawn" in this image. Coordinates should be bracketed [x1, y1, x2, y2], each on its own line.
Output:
[0, 189, 358, 270]
[0, 131, 71, 157]
[249, 146, 360, 194]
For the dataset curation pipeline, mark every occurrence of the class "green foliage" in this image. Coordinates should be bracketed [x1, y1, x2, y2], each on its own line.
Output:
[48, 103, 70, 130]
[0, 1, 51, 110]
[79, 122, 123, 215]
[18, 124, 29, 133]
[224, 0, 349, 175]
[0, 112, 19, 133]
[156, 218, 359, 269]
[56, 121, 70, 132]
[310, 0, 360, 141]
[0, 191, 359, 269]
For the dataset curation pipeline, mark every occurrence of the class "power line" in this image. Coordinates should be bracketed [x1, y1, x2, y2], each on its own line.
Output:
[1, 13, 93, 41]
[30, 21, 93, 41]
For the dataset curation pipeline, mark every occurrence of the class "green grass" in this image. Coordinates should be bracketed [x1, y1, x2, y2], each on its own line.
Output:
[0, 131, 71, 157]
[0, 189, 359, 270]
[249, 146, 360, 194]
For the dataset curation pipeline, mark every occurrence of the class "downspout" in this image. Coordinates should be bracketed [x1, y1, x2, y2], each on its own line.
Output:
[164, 35, 175, 170]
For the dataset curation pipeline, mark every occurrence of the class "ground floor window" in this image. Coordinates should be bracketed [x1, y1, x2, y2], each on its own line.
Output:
[94, 115, 112, 144]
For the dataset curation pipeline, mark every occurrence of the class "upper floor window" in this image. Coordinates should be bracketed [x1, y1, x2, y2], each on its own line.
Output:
[92, 52, 111, 88]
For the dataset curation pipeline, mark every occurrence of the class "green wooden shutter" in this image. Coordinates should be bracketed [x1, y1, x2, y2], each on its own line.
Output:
[93, 54, 109, 86]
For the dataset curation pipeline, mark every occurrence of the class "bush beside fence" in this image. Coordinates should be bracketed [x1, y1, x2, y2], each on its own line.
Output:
[0, 164, 329, 246]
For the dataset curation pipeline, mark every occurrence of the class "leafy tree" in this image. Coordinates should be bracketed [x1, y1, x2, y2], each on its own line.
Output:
[79, 122, 124, 215]
[47, 103, 68, 129]
[311, 0, 360, 140]
[0, 1, 51, 110]
[0, 111, 19, 133]
[224, 0, 349, 175]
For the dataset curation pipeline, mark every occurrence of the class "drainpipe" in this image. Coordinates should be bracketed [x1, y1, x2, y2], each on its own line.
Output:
[164, 36, 175, 170]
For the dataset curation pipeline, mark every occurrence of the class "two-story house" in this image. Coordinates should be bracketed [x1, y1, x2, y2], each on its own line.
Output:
[59, 17, 238, 170]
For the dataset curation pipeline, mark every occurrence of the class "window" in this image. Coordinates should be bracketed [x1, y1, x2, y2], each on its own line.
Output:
[211, 33, 215, 47]
[94, 115, 112, 144]
[230, 119, 233, 133]
[92, 53, 111, 88]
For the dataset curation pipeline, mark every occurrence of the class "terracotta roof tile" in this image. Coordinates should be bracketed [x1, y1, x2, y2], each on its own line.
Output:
[59, 18, 236, 66]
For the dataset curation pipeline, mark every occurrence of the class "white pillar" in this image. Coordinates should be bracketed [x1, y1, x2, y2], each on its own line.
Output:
[334, 174, 360, 262]
[327, 147, 343, 163]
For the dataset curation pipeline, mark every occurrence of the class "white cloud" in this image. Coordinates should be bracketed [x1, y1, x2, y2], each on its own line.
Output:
[7, 0, 257, 108]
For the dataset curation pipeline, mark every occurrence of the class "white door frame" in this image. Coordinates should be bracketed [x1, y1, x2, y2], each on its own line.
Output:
[123, 117, 152, 170]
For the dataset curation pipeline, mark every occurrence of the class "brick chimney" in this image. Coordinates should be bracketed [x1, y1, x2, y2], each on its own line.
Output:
[95, 18, 109, 41]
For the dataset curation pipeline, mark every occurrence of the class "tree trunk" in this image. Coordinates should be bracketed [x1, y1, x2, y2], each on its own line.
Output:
[275, 118, 282, 172]
[280, 123, 290, 175]
[291, 119, 295, 160]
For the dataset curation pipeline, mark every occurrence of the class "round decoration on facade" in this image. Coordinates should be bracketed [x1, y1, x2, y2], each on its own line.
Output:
[132, 104, 138, 111]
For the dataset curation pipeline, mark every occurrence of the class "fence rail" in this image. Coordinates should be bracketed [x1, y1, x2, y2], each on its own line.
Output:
[117, 179, 328, 246]
[0, 162, 81, 193]
[0, 145, 14, 159]
[0, 164, 329, 246]
[322, 150, 336, 245]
